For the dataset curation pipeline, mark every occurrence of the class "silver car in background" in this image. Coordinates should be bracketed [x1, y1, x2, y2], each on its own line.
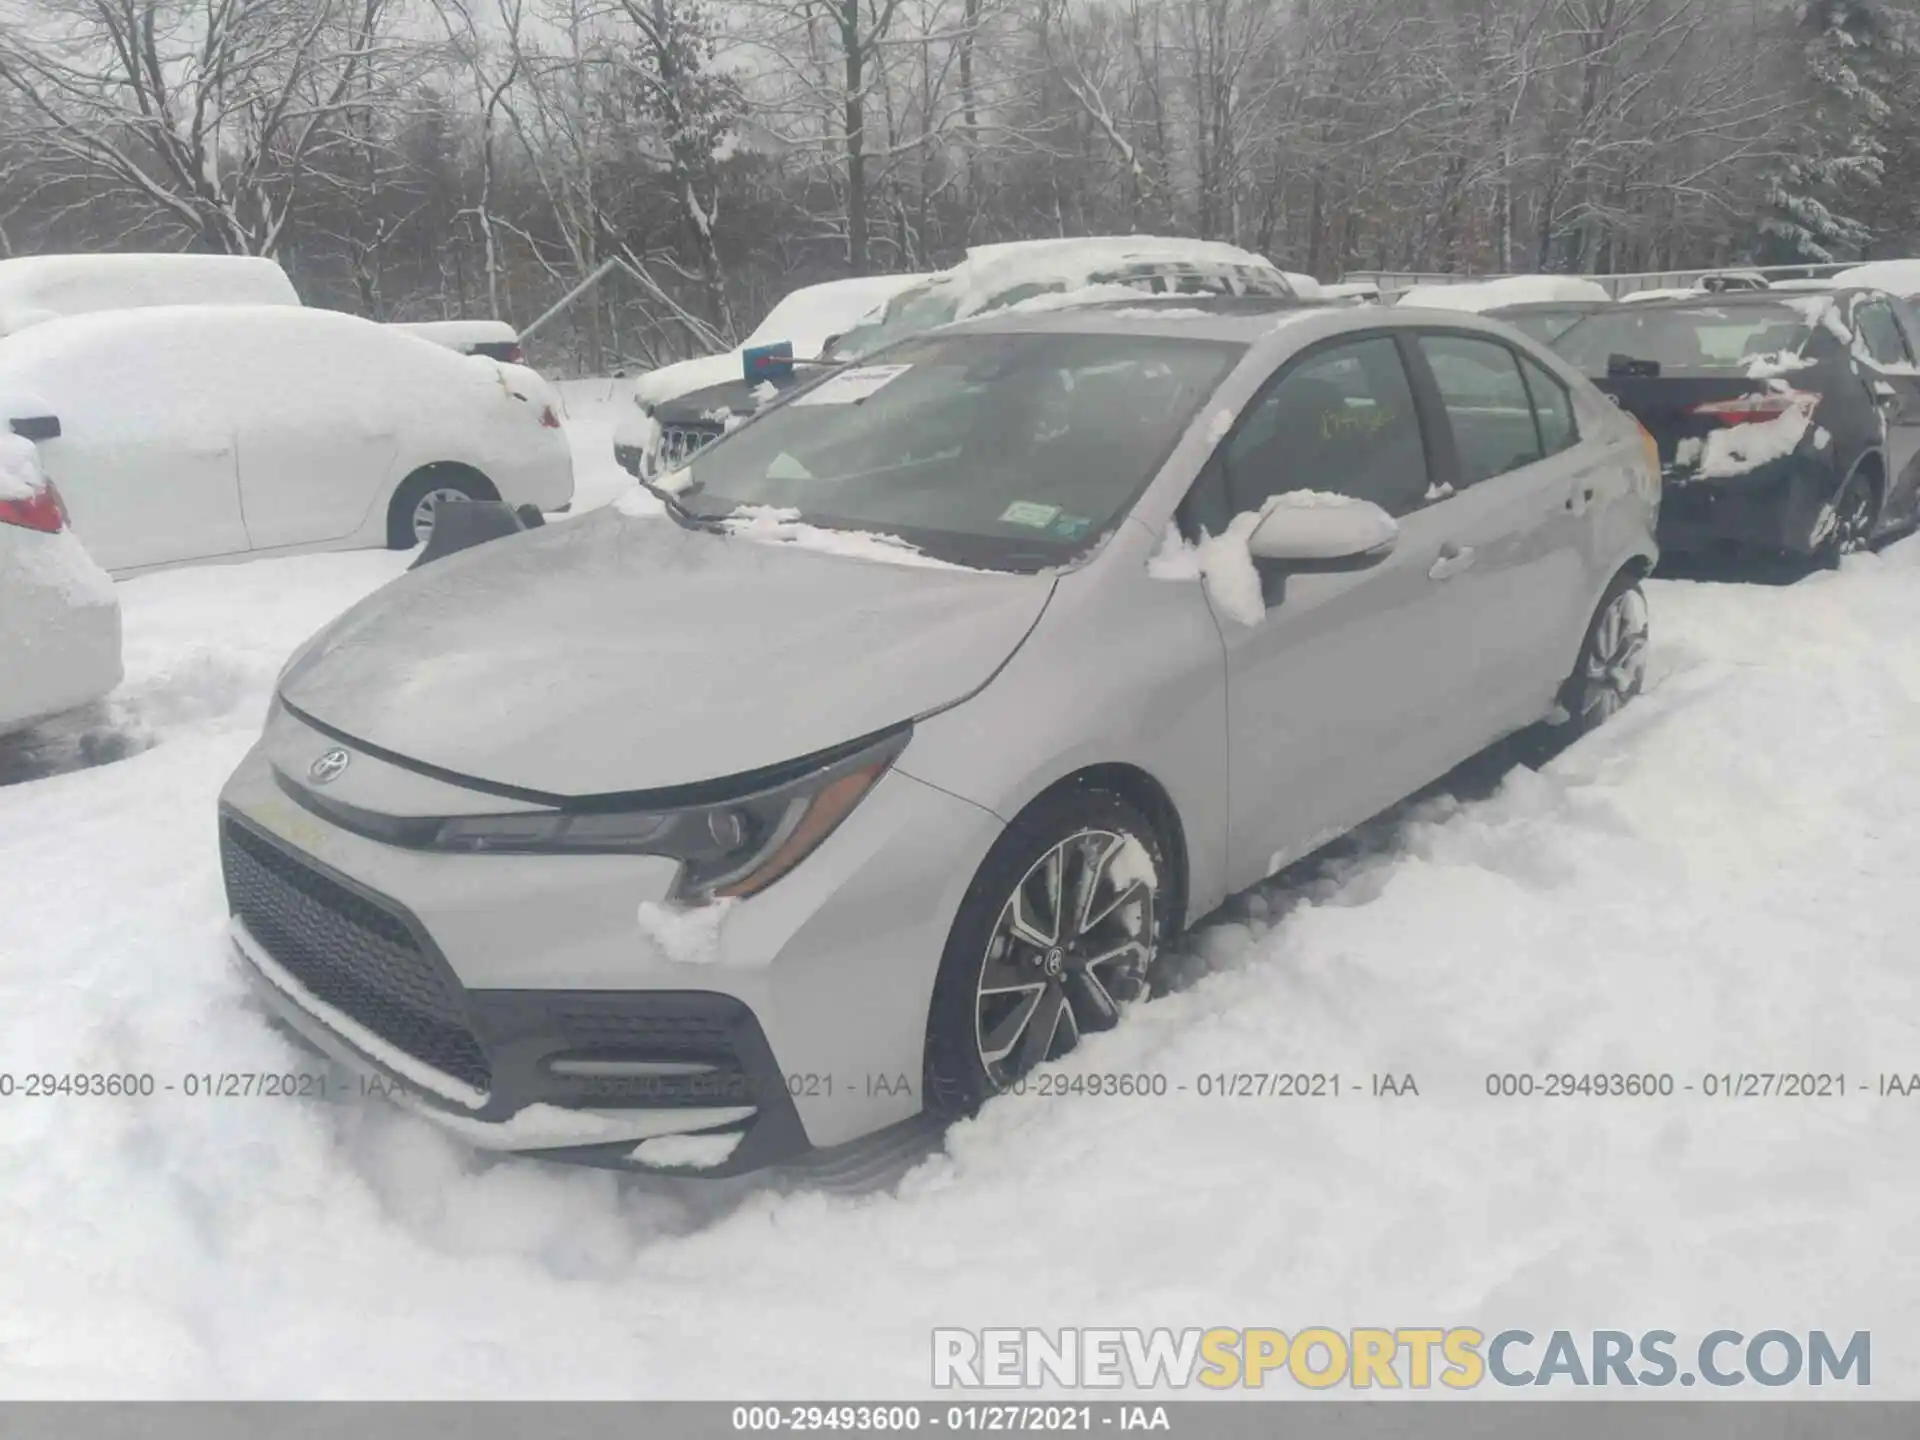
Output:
[217, 304, 1658, 1177]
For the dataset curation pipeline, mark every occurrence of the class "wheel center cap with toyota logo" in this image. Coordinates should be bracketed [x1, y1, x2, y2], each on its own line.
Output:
[308, 748, 351, 785]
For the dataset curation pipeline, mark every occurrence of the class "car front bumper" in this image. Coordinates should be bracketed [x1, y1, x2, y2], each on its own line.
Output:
[215, 705, 1004, 1174]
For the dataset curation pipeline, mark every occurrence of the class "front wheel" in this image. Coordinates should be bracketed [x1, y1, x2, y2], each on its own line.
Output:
[924, 788, 1170, 1120]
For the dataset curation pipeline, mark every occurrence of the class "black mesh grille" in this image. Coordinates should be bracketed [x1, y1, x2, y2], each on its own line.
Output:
[221, 820, 491, 1093]
[658, 423, 722, 469]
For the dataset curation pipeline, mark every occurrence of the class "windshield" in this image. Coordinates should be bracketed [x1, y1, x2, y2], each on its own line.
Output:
[1553, 302, 1814, 375]
[827, 282, 963, 361]
[674, 331, 1243, 570]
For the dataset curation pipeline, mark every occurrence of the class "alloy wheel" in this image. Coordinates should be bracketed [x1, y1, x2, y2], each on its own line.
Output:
[1831, 481, 1874, 557]
[411, 486, 472, 544]
[1581, 586, 1649, 725]
[974, 828, 1158, 1089]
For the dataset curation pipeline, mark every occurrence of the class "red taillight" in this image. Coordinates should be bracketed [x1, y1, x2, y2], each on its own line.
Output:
[502, 343, 526, 364]
[1688, 389, 1820, 425]
[0, 479, 66, 534]
[538, 404, 562, 429]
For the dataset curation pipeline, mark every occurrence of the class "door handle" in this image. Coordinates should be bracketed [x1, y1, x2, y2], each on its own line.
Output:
[1429, 543, 1476, 580]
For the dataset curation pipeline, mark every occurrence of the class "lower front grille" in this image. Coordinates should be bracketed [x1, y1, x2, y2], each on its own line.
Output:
[220, 819, 492, 1092]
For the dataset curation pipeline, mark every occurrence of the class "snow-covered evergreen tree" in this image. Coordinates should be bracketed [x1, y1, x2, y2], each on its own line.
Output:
[1757, 0, 1894, 262]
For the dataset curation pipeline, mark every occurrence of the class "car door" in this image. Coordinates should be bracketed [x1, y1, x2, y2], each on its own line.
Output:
[1182, 333, 1509, 893]
[1406, 330, 1597, 726]
[4, 326, 249, 571]
[1850, 295, 1920, 529]
[230, 314, 401, 551]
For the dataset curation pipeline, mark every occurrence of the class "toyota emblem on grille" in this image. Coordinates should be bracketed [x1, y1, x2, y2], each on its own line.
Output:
[308, 748, 351, 785]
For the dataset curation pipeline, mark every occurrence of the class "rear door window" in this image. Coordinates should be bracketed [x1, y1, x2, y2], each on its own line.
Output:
[1518, 353, 1578, 456]
[1416, 333, 1545, 484]
[1855, 300, 1913, 367]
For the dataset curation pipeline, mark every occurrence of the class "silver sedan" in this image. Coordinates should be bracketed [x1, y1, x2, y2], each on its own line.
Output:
[217, 303, 1658, 1176]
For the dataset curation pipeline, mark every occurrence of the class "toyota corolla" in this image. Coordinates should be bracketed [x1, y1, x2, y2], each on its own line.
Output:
[218, 305, 1658, 1177]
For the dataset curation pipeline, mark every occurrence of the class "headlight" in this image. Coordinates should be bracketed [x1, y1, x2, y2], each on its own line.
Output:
[429, 726, 910, 902]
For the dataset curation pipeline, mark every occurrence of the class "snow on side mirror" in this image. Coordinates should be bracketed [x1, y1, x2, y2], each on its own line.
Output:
[1246, 492, 1398, 564]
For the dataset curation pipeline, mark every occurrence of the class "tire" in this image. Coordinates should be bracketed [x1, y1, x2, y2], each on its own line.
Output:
[1815, 469, 1876, 568]
[386, 467, 496, 549]
[1556, 574, 1650, 740]
[923, 786, 1171, 1121]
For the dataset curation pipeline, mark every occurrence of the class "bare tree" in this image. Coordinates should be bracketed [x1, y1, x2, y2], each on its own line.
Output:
[0, 0, 397, 255]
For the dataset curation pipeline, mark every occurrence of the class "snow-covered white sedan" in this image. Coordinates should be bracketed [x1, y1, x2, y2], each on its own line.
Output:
[0, 431, 121, 735]
[0, 306, 574, 574]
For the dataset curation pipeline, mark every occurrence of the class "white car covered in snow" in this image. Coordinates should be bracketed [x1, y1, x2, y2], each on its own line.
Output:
[0, 429, 121, 734]
[619, 237, 1301, 479]
[0, 252, 300, 336]
[613, 272, 929, 479]
[1395, 275, 1617, 345]
[390, 318, 526, 364]
[0, 306, 574, 574]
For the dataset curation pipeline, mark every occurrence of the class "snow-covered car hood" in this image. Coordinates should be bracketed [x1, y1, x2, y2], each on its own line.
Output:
[277, 508, 1055, 797]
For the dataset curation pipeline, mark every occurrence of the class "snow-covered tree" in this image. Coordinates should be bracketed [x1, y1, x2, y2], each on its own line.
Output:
[1757, 0, 1895, 262]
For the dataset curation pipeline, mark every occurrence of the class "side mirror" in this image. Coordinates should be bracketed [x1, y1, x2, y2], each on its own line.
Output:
[10, 414, 60, 441]
[1247, 493, 1398, 565]
[408, 498, 537, 570]
[742, 341, 795, 384]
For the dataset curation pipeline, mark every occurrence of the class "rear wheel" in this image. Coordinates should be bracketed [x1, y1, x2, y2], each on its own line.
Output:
[1559, 576, 1649, 739]
[386, 466, 497, 549]
[1816, 470, 1875, 567]
[924, 787, 1169, 1120]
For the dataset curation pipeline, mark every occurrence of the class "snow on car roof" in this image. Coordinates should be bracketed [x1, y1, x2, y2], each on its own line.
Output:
[743, 272, 931, 354]
[1397, 275, 1613, 311]
[1830, 259, 1920, 298]
[1617, 287, 1706, 304]
[630, 272, 935, 406]
[0, 253, 300, 334]
[920, 236, 1288, 320]
[391, 319, 519, 344]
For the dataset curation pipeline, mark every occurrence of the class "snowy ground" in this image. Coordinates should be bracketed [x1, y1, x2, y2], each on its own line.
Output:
[2, 403, 1918, 1395]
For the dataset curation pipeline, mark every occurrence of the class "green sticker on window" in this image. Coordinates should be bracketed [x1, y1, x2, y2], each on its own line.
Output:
[999, 501, 1062, 528]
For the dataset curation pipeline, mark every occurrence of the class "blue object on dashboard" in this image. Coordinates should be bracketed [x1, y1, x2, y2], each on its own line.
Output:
[742, 342, 795, 383]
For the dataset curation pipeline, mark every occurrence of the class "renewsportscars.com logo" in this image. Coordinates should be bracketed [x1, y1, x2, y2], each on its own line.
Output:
[931, 1328, 1872, 1390]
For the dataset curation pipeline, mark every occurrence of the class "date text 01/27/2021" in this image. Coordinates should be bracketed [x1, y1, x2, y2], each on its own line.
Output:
[6, 1069, 1920, 1101]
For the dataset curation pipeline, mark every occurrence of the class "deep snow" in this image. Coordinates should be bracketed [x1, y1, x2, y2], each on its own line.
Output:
[2, 413, 1920, 1395]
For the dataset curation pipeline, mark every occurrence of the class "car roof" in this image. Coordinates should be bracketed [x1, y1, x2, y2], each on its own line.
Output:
[1486, 299, 1611, 315]
[939, 298, 1530, 350]
[1597, 289, 1842, 311]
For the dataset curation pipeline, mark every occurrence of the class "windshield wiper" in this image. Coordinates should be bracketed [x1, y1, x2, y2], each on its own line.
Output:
[641, 477, 725, 532]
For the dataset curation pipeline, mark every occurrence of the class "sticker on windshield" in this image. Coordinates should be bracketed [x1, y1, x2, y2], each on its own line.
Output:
[999, 501, 1061, 528]
[790, 364, 912, 406]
